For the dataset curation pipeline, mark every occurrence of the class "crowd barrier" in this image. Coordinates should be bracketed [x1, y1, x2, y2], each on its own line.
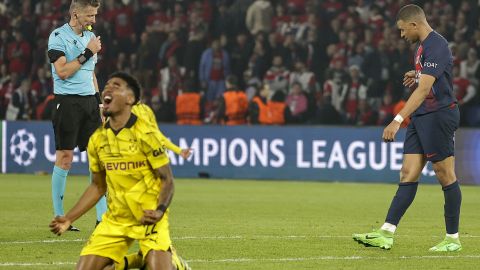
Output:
[2, 121, 479, 184]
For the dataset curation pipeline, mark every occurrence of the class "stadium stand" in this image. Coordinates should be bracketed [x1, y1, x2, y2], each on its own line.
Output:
[0, 0, 479, 126]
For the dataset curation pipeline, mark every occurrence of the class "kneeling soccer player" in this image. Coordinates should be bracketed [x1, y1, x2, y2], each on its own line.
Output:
[50, 72, 184, 269]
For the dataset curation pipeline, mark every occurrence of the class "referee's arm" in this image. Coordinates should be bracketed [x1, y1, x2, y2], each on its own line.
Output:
[51, 55, 83, 80]
[50, 36, 102, 80]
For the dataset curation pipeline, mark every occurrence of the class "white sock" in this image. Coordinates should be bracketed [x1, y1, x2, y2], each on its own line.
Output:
[380, 222, 397, 233]
[446, 233, 459, 239]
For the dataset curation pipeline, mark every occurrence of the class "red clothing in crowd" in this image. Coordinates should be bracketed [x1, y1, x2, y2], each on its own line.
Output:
[105, 5, 135, 38]
[210, 51, 224, 81]
[7, 41, 31, 74]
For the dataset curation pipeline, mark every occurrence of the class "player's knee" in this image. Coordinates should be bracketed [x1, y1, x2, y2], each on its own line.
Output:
[399, 166, 418, 183]
[56, 151, 74, 170]
[432, 163, 456, 183]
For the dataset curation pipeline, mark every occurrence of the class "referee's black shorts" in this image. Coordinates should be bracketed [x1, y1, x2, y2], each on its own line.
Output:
[52, 94, 101, 151]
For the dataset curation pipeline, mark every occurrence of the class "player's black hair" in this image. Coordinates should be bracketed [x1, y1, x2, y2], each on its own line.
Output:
[396, 4, 425, 22]
[109, 71, 142, 104]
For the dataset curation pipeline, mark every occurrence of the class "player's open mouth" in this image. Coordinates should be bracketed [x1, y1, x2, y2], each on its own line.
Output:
[103, 95, 113, 105]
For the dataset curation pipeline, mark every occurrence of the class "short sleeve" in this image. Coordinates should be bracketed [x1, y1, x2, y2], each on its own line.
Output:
[87, 135, 103, 173]
[422, 43, 449, 79]
[48, 30, 66, 53]
[141, 130, 170, 169]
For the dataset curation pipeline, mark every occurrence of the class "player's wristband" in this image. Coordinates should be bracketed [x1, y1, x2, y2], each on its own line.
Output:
[156, 204, 168, 213]
[77, 48, 94, 64]
[393, 114, 404, 124]
[95, 92, 102, 105]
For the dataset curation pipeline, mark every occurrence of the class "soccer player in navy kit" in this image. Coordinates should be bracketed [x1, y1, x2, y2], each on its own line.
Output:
[353, 4, 462, 251]
[47, 0, 106, 230]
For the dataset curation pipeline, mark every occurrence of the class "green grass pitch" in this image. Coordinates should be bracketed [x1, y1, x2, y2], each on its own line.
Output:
[0, 174, 480, 269]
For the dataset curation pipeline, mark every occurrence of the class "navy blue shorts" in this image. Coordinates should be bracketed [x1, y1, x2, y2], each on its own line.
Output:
[403, 105, 459, 162]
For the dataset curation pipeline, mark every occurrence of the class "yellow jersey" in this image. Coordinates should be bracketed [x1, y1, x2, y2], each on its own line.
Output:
[132, 103, 182, 155]
[87, 113, 169, 225]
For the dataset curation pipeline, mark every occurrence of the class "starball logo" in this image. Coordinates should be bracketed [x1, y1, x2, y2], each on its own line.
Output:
[9, 129, 37, 166]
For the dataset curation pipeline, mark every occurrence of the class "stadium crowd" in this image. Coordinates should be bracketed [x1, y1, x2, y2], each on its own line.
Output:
[1, 0, 479, 126]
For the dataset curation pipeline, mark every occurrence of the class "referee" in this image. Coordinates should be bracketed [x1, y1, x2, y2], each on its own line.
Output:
[47, 0, 104, 231]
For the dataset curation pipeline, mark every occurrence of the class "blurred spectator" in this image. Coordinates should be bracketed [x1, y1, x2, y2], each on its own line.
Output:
[0, 29, 9, 66]
[377, 92, 395, 126]
[315, 95, 343, 125]
[216, 75, 249, 125]
[158, 31, 184, 68]
[36, 93, 55, 120]
[250, 84, 289, 125]
[184, 10, 208, 82]
[7, 30, 31, 76]
[285, 82, 308, 123]
[343, 65, 367, 124]
[323, 70, 348, 115]
[453, 65, 476, 106]
[158, 56, 186, 104]
[6, 79, 32, 120]
[246, 0, 274, 36]
[460, 48, 480, 87]
[289, 60, 316, 93]
[31, 66, 52, 102]
[264, 55, 289, 94]
[199, 38, 231, 101]
[211, 1, 233, 38]
[136, 32, 157, 92]
[248, 41, 268, 79]
[230, 33, 253, 87]
[355, 98, 377, 126]
[176, 82, 203, 125]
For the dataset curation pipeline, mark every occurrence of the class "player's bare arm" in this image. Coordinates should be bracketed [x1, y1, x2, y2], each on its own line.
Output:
[141, 165, 175, 225]
[52, 36, 101, 80]
[383, 74, 435, 142]
[49, 170, 107, 235]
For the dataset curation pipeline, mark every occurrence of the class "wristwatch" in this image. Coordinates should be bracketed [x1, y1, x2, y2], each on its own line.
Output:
[78, 51, 88, 64]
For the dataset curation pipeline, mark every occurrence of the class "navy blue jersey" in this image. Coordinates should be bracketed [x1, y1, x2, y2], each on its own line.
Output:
[413, 31, 456, 116]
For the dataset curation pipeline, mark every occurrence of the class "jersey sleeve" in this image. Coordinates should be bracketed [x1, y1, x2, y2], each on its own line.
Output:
[141, 130, 170, 169]
[422, 42, 450, 79]
[87, 133, 103, 173]
[48, 30, 66, 53]
[159, 130, 182, 154]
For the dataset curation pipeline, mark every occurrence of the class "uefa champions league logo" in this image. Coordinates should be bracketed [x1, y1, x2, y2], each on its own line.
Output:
[10, 129, 37, 166]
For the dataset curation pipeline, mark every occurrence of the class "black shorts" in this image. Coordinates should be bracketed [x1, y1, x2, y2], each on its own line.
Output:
[52, 94, 101, 151]
[403, 105, 460, 162]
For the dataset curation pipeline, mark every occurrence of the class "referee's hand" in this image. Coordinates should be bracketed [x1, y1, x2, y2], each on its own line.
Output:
[49, 216, 71, 236]
[87, 36, 102, 54]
